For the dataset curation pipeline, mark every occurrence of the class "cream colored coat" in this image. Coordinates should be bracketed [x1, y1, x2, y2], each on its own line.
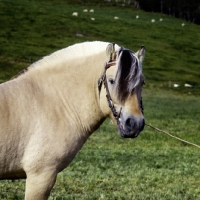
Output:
[0, 41, 145, 199]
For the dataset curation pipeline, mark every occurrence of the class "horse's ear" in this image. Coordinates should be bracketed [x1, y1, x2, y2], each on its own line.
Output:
[106, 43, 116, 61]
[135, 45, 145, 63]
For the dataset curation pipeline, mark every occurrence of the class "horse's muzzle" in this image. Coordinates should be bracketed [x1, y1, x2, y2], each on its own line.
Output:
[118, 116, 145, 138]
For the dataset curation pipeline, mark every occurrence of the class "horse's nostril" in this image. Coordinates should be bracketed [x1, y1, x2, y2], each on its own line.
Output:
[125, 117, 145, 132]
[125, 117, 136, 130]
[125, 118, 130, 126]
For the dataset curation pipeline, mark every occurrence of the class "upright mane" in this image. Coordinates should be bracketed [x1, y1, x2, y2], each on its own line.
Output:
[115, 49, 142, 103]
[11, 41, 110, 80]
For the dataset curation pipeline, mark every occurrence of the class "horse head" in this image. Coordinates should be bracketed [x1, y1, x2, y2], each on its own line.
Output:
[99, 43, 145, 138]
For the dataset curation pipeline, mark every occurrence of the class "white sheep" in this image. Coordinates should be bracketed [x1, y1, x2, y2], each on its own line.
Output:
[184, 83, 192, 87]
[114, 16, 119, 20]
[173, 84, 179, 88]
[76, 33, 83, 37]
[72, 12, 78, 17]
[151, 19, 155, 23]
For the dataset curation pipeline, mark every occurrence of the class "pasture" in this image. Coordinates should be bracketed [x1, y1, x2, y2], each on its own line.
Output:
[0, 0, 200, 199]
[1, 89, 200, 199]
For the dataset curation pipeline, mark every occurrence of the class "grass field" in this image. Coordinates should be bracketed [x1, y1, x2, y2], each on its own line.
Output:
[0, 0, 200, 199]
[1, 89, 200, 199]
[1, 0, 200, 94]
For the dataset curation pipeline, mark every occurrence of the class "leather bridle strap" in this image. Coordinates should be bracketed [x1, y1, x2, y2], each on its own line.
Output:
[98, 61, 121, 124]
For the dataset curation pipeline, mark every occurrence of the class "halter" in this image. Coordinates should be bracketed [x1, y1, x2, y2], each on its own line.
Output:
[98, 60, 122, 125]
[98, 44, 122, 124]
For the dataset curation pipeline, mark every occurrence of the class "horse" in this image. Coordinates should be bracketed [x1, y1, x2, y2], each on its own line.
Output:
[0, 41, 145, 199]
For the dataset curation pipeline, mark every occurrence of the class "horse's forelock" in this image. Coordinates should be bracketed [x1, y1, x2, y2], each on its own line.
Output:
[115, 49, 142, 103]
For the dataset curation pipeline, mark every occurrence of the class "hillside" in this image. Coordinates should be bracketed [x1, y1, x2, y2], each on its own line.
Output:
[0, 0, 200, 94]
[0, 1, 200, 199]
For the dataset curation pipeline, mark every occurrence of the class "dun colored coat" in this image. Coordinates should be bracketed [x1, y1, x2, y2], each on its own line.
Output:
[0, 41, 145, 199]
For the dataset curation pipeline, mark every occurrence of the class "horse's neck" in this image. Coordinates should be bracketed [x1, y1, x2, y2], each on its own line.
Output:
[25, 52, 107, 135]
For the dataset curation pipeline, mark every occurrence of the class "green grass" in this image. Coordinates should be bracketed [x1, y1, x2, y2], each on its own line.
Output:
[1, 0, 200, 94]
[0, 89, 200, 199]
[51, 90, 198, 200]
[0, 0, 200, 199]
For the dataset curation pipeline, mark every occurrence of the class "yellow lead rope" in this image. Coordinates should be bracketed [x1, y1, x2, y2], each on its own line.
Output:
[145, 123, 200, 149]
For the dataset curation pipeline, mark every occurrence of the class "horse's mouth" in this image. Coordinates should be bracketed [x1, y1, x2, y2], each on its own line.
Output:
[118, 126, 139, 138]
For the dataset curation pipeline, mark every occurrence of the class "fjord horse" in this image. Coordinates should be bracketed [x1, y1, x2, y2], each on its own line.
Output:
[0, 41, 145, 199]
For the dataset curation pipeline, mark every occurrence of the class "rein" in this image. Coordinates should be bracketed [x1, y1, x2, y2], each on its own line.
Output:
[98, 60, 121, 124]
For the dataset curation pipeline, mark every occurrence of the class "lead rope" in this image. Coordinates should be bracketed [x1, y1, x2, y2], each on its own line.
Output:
[145, 123, 200, 149]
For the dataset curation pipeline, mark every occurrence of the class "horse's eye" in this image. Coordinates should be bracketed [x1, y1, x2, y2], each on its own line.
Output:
[109, 78, 115, 84]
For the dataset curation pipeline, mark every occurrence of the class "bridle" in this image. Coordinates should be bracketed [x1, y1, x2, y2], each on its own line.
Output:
[98, 44, 144, 125]
[98, 59, 122, 125]
[98, 44, 122, 125]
